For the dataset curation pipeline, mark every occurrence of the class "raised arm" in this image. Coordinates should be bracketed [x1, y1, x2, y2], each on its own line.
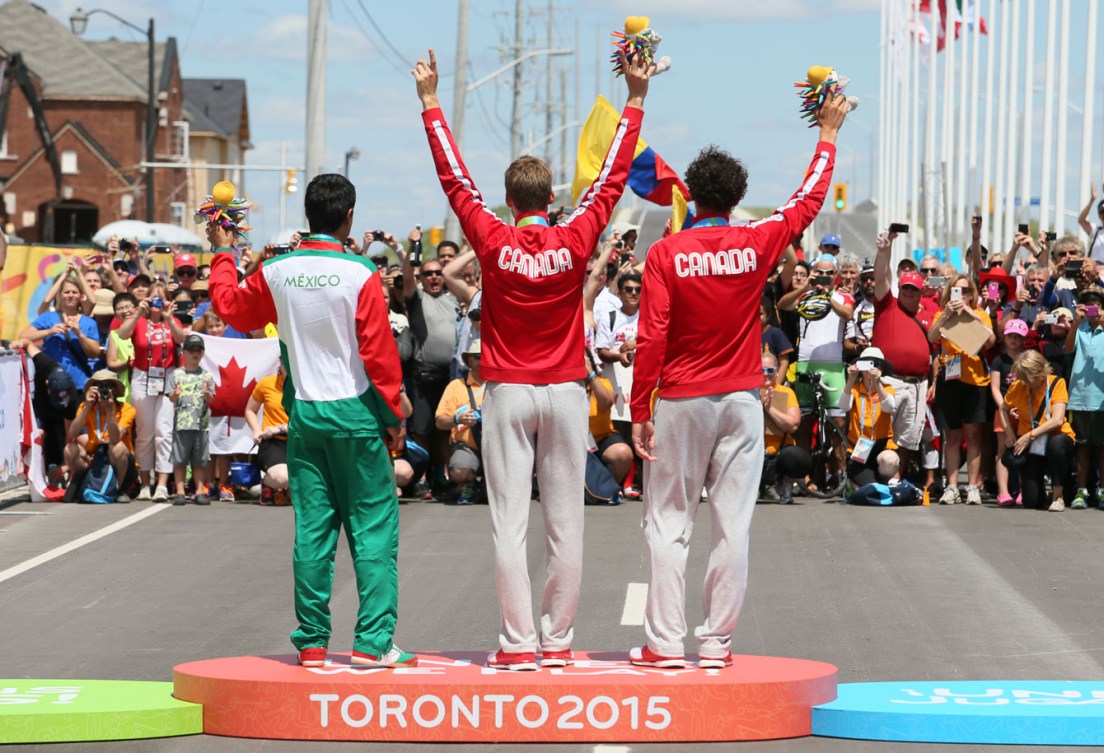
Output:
[1078, 184, 1097, 236]
[442, 247, 478, 306]
[873, 231, 896, 301]
[967, 214, 983, 280]
[205, 224, 279, 333]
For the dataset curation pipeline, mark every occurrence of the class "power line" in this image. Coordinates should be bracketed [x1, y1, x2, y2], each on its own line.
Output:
[337, 0, 410, 77]
[351, 0, 413, 71]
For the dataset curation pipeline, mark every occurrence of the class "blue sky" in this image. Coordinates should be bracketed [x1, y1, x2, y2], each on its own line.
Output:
[29, 0, 1104, 245]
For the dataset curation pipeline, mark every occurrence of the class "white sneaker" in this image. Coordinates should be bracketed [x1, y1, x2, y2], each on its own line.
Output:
[351, 646, 419, 667]
[939, 486, 960, 505]
[1048, 497, 1065, 512]
[965, 486, 982, 505]
[136, 486, 152, 501]
[116, 493, 132, 503]
[152, 486, 169, 502]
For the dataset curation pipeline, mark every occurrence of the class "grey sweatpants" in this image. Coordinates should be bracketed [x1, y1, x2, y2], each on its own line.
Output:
[482, 380, 588, 654]
[642, 390, 762, 659]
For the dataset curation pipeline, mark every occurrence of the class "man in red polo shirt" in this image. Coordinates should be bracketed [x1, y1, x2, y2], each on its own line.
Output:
[872, 230, 936, 482]
[414, 49, 655, 671]
[627, 92, 850, 670]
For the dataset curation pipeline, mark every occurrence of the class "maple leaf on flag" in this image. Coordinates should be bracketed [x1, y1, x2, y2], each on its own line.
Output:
[209, 356, 258, 417]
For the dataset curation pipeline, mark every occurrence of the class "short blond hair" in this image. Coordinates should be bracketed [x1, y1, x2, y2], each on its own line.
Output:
[1012, 349, 1050, 386]
[504, 156, 553, 213]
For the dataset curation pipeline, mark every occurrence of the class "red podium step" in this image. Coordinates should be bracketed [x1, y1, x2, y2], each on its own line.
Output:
[174, 651, 836, 743]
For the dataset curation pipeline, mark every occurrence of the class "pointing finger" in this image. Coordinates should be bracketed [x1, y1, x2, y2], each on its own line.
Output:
[428, 48, 437, 71]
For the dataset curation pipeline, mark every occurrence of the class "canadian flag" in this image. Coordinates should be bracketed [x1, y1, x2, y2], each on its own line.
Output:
[199, 334, 281, 455]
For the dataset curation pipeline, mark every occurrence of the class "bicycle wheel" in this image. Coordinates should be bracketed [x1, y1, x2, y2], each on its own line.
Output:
[799, 416, 849, 500]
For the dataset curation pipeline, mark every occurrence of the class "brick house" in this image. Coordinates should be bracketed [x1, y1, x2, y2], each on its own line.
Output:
[0, 0, 193, 243]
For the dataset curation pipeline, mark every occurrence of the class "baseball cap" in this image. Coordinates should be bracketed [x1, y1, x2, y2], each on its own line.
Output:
[127, 272, 151, 288]
[819, 232, 842, 248]
[46, 367, 76, 411]
[1003, 318, 1029, 337]
[814, 252, 838, 269]
[182, 334, 206, 351]
[610, 221, 640, 237]
[899, 272, 924, 289]
[896, 257, 918, 272]
[860, 259, 875, 276]
[174, 253, 197, 270]
[91, 288, 115, 317]
[462, 338, 481, 357]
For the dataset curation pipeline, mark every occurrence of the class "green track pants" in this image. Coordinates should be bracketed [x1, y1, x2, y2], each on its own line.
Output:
[287, 430, 398, 655]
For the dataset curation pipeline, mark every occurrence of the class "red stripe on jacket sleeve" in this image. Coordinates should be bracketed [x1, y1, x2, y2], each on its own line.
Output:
[208, 252, 278, 332]
[355, 273, 403, 426]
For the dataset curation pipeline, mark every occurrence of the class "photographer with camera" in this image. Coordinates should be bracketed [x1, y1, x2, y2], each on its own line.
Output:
[115, 281, 186, 501]
[434, 339, 485, 506]
[839, 349, 898, 488]
[63, 370, 138, 503]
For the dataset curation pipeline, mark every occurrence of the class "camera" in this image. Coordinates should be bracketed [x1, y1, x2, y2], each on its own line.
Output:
[271, 244, 293, 256]
[372, 230, 385, 242]
[889, 222, 909, 233]
[151, 245, 172, 254]
[614, 240, 625, 249]
[1065, 259, 1084, 278]
[119, 239, 135, 252]
[949, 286, 963, 302]
[856, 360, 873, 372]
[1018, 223, 1030, 234]
[928, 275, 948, 288]
[987, 281, 1000, 301]
[1046, 231, 1058, 241]
[149, 297, 164, 309]
[1045, 314, 1058, 325]
[96, 385, 113, 401]
[1087, 305, 1100, 318]
[814, 274, 833, 287]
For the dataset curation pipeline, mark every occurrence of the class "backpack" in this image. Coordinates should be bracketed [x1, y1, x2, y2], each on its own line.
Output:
[584, 450, 622, 506]
[81, 445, 118, 504]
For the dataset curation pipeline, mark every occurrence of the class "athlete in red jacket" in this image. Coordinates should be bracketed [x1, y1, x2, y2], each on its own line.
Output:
[627, 93, 851, 669]
[414, 48, 655, 670]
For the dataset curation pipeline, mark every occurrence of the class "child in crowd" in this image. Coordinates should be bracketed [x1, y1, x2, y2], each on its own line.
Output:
[991, 318, 1028, 506]
[166, 334, 216, 505]
[1065, 286, 1104, 509]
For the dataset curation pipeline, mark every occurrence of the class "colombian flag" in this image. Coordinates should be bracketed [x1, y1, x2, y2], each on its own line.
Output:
[571, 95, 689, 207]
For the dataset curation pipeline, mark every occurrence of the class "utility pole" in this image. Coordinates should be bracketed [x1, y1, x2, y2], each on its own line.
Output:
[444, 0, 470, 244]
[510, 0, 524, 160]
[544, 0, 554, 166]
[305, 0, 327, 181]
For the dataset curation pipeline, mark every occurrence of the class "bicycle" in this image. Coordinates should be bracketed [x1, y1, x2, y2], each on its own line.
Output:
[793, 370, 849, 500]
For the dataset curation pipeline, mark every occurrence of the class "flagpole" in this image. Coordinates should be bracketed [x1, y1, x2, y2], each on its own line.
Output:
[878, 0, 887, 233]
[1018, 0, 1036, 228]
[955, 1, 970, 248]
[967, 0, 983, 224]
[1003, 0, 1021, 254]
[910, 0, 921, 238]
[941, 0, 957, 255]
[899, 2, 913, 229]
[925, 1, 939, 251]
[1078, 0, 1098, 227]
[1038, 0, 1058, 232]
[993, 0, 1010, 256]
[1054, 0, 1071, 236]
[888, 0, 901, 227]
[981, 0, 998, 252]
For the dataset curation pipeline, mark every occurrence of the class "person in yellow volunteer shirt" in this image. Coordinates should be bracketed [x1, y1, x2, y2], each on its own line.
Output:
[245, 363, 291, 506]
[839, 347, 899, 488]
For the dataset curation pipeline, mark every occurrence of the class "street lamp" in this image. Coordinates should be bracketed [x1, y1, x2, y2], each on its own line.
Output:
[71, 7, 156, 223]
[344, 147, 360, 178]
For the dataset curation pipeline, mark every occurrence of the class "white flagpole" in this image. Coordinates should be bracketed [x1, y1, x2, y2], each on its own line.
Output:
[910, 0, 921, 237]
[941, 0, 957, 255]
[878, 0, 888, 234]
[897, 2, 911, 227]
[925, 2, 939, 251]
[993, 0, 1010, 256]
[955, 2, 970, 248]
[982, 0, 998, 252]
[886, 0, 898, 230]
[1078, 0, 1098, 230]
[1019, 0, 1036, 227]
[1003, 0, 1021, 251]
[1054, 0, 1071, 236]
[967, 0, 983, 222]
[1038, 0, 1058, 232]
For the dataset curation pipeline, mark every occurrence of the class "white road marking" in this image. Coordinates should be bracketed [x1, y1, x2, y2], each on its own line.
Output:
[0, 505, 170, 585]
[594, 746, 632, 753]
[620, 582, 648, 626]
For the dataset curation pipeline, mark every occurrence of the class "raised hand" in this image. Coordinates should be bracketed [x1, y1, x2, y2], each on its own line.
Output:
[413, 49, 440, 110]
[621, 51, 655, 107]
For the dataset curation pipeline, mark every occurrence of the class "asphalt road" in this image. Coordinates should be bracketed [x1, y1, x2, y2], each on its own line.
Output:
[2, 488, 1102, 753]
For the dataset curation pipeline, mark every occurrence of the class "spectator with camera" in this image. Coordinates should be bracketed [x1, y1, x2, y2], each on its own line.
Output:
[115, 281, 186, 501]
[1064, 286, 1104, 509]
[20, 269, 101, 390]
[759, 352, 808, 504]
[104, 292, 137, 402]
[999, 350, 1076, 511]
[585, 348, 633, 486]
[929, 275, 995, 505]
[596, 271, 643, 497]
[838, 349, 899, 488]
[434, 339, 485, 505]
[63, 370, 138, 503]
[166, 334, 216, 505]
[991, 318, 1029, 505]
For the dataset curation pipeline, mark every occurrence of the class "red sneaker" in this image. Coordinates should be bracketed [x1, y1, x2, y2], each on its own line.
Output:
[698, 653, 732, 669]
[629, 645, 688, 668]
[540, 649, 574, 667]
[258, 487, 276, 507]
[487, 650, 538, 671]
[298, 646, 327, 667]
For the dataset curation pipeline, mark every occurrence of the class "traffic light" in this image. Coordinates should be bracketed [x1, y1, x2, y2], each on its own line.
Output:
[429, 226, 445, 248]
[285, 169, 298, 194]
[833, 183, 847, 213]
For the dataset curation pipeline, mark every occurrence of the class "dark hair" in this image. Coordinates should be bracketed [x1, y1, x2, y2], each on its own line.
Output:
[174, 289, 194, 303]
[436, 240, 460, 255]
[112, 292, 137, 310]
[618, 272, 643, 290]
[684, 145, 748, 214]
[304, 173, 356, 234]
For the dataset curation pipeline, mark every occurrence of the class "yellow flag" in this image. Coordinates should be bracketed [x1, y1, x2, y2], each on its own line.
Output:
[671, 184, 689, 234]
[571, 95, 649, 206]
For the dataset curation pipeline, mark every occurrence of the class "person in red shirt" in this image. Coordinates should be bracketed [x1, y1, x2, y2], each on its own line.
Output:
[626, 91, 850, 670]
[414, 49, 655, 671]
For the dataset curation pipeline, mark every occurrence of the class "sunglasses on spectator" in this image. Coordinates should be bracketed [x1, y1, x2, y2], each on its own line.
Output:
[177, 268, 197, 277]
[919, 267, 938, 274]
[421, 270, 443, 278]
[621, 286, 642, 293]
[762, 367, 777, 374]
[1053, 251, 1069, 259]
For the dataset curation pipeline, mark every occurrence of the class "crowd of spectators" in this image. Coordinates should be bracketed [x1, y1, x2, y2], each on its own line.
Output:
[8, 184, 1104, 511]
